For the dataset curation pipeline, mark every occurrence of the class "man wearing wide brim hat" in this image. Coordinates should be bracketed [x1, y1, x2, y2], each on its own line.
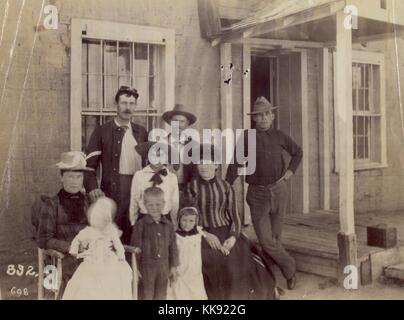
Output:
[162, 104, 199, 191]
[162, 104, 197, 126]
[246, 96, 278, 115]
[226, 96, 303, 290]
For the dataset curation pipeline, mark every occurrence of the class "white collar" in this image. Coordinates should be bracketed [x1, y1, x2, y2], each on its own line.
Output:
[114, 118, 131, 129]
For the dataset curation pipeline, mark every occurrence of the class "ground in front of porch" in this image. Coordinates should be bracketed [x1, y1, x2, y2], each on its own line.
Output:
[243, 210, 404, 297]
[279, 270, 404, 300]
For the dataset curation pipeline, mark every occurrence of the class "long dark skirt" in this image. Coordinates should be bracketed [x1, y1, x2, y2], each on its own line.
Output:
[202, 226, 275, 300]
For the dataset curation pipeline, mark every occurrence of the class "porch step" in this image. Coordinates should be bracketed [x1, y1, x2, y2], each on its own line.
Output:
[286, 246, 339, 279]
[384, 263, 404, 281]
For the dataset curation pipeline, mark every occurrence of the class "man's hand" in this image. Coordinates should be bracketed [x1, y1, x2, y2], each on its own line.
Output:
[89, 188, 105, 203]
[204, 232, 222, 251]
[280, 170, 293, 182]
[170, 267, 179, 283]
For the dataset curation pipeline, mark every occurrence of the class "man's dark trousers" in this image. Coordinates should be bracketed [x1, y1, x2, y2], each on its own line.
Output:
[246, 179, 296, 280]
[112, 174, 133, 245]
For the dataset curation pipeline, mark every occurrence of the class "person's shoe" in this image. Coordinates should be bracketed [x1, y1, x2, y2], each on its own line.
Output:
[287, 275, 297, 290]
[274, 287, 285, 300]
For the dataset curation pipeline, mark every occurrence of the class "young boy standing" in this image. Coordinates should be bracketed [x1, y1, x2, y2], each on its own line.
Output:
[129, 141, 179, 228]
[131, 187, 179, 300]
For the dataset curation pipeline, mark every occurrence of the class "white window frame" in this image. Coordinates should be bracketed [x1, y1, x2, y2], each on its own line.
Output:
[333, 50, 387, 171]
[70, 19, 175, 151]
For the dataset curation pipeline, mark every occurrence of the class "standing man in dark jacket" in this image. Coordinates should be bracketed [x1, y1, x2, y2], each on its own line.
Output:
[84, 86, 148, 243]
[161, 104, 199, 192]
[226, 97, 302, 290]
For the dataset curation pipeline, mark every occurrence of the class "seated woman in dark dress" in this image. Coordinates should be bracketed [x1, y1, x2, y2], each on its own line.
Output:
[35, 152, 93, 285]
[185, 144, 276, 300]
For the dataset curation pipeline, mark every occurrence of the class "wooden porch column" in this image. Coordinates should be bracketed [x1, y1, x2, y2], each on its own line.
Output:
[335, 11, 358, 277]
[319, 48, 331, 211]
[220, 43, 232, 178]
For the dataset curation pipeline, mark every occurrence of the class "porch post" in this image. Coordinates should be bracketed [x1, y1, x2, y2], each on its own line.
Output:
[319, 48, 331, 211]
[335, 11, 358, 278]
[220, 42, 232, 178]
[242, 44, 252, 226]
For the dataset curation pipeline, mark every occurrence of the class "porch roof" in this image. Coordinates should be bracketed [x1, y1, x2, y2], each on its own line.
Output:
[213, 0, 404, 47]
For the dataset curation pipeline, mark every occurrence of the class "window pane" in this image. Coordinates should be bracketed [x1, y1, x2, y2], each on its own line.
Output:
[149, 45, 155, 107]
[104, 41, 118, 109]
[372, 65, 381, 113]
[134, 43, 150, 110]
[357, 116, 365, 135]
[364, 89, 370, 111]
[82, 75, 88, 109]
[357, 136, 365, 159]
[358, 89, 365, 111]
[102, 115, 115, 125]
[134, 43, 148, 60]
[82, 40, 102, 110]
[364, 136, 369, 159]
[82, 116, 100, 151]
[132, 115, 156, 132]
[88, 75, 103, 110]
[353, 64, 360, 89]
[352, 89, 357, 111]
[364, 64, 370, 89]
[361, 64, 366, 88]
[118, 42, 131, 88]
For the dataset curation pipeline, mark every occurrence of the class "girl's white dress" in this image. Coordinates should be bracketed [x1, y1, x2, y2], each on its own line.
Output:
[167, 227, 207, 300]
[62, 224, 133, 300]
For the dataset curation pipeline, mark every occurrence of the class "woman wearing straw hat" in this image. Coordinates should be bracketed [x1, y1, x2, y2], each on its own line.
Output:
[34, 152, 94, 295]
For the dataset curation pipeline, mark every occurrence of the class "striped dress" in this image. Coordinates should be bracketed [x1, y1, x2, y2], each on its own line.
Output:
[188, 176, 242, 237]
[188, 176, 249, 300]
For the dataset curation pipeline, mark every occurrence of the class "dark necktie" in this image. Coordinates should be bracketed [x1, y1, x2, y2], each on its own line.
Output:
[149, 168, 168, 186]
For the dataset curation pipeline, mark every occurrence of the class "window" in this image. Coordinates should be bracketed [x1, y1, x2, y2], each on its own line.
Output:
[334, 51, 386, 170]
[70, 19, 175, 151]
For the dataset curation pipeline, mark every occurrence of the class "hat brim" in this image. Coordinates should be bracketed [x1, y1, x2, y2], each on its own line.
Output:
[162, 110, 197, 125]
[247, 106, 278, 115]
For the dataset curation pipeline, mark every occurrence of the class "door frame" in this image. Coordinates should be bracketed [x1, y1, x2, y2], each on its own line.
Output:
[243, 44, 310, 214]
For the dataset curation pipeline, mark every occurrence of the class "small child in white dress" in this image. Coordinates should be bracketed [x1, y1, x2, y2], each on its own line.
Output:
[62, 197, 133, 300]
[167, 207, 207, 300]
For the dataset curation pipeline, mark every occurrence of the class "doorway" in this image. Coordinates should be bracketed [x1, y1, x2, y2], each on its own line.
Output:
[248, 51, 306, 215]
[250, 55, 279, 129]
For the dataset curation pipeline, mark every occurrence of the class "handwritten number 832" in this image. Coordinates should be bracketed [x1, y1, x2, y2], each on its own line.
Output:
[6, 265, 36, 277]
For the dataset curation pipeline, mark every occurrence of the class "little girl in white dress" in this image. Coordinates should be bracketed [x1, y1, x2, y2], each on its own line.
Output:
[62, 197, 133, 300]
[167, 207, 207, 300]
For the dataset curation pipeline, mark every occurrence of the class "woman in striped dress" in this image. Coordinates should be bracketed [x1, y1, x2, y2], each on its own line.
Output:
[186, 150, 252, 300]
